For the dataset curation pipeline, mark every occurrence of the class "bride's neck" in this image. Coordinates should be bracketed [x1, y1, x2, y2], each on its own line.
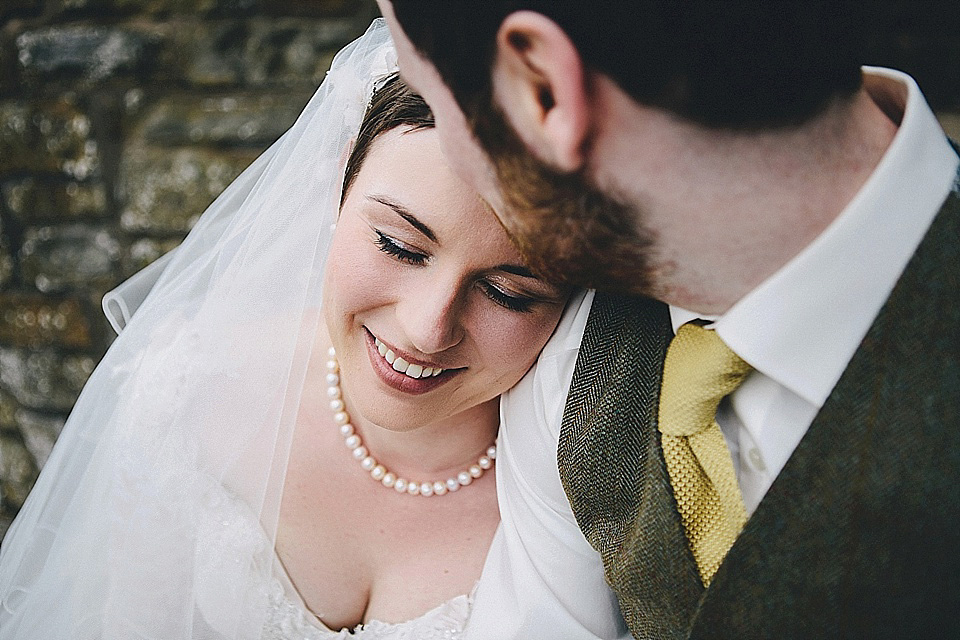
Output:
[311, 321, 499, 478]
[346, 397, 499, 478]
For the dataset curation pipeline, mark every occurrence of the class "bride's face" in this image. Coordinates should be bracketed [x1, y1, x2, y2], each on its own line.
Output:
[323, 126, 568, 432]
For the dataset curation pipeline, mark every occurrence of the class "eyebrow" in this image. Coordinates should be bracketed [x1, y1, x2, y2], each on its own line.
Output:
[369, 195, 437, 242]
[495, 263, 536, 278]
[369, 194, 539, 280]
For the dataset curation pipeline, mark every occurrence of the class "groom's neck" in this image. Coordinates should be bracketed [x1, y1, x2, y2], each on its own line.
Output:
[592, 85, 899, 315]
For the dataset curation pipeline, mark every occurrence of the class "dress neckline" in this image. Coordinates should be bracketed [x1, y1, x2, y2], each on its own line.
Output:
[271, 548, 473, 633]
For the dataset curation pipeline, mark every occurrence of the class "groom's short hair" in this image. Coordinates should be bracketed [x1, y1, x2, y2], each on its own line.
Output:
[390, 1, 869, 131]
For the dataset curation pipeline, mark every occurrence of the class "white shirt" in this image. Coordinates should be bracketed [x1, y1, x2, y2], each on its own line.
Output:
[671, 67, 958, 513]
[465, 68, 958, 638]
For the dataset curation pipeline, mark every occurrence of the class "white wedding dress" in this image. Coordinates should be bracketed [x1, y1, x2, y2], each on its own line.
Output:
[191, 461, 473, 640]
[262, 560, 471, 640]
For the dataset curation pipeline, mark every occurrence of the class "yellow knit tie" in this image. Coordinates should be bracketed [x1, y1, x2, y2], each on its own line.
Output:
[658, 322, 753, 586]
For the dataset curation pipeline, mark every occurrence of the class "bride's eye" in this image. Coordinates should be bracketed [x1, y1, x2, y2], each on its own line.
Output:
[478, 280, 536, 313]
[375, 230, 428, 265]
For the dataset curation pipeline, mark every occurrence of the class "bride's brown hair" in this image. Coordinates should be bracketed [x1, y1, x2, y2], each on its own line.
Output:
[340, 73, 434, 207]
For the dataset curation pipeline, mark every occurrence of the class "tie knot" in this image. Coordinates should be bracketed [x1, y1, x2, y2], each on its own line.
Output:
[657, 323, 752, 437]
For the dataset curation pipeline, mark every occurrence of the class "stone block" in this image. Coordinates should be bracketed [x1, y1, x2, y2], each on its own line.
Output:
[15, 409, 65, 469]
[117, 144, 258, 234]
[55, 0, 114, 12]
[0, 0, 42, 19]
[0, 99, 100, 178]
[16, 24, 164, 85]
[0, 292, 92, 349]
[19, 225, 121, 293]
[260, 0, 363, 17]
[184, 17, 362, 88]
[0, 433, 37, 510]
[111, 0, 257, 15]
[139, 93, 310, 147]
[183, 20, 250, 86]
[122, 236, 181, 276]
[0, 388, 18, 433]
[0, 30, 17, 98]
[0, 347, 95, 412]
[0, 234, 11, 290]
[1, 177, 109, 224]
[244, 17, 361, 87]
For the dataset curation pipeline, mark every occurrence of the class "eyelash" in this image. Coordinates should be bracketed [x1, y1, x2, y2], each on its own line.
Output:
[374, 230, 537, 313]
[375, 230, 427, 265]
[478, 281, 535, 313]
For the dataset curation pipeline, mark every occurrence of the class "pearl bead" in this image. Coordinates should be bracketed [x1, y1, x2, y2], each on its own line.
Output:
[325, 350, 496, 499]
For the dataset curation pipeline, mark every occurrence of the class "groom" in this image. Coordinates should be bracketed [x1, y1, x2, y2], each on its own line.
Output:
[378, 2, 960, 638]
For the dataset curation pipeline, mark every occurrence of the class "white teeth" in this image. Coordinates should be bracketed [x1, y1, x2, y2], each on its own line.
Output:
[371, 335, 445, 379]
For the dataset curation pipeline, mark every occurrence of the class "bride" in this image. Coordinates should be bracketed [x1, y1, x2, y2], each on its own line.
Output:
[0, 20, 571, 638]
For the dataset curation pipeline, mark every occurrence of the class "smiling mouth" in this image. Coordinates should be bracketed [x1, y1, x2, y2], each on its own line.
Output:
[363, 329, 459, 395]
[373, 336, 445, 379]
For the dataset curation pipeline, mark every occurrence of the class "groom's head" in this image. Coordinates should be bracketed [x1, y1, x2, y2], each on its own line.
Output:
[378, 1, 869, 294]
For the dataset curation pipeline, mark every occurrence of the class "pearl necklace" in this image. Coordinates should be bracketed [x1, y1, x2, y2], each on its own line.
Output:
[325, 347, 496, 497]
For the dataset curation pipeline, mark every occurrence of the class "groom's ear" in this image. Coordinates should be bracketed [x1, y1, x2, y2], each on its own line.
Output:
[492, 11, 591, 173]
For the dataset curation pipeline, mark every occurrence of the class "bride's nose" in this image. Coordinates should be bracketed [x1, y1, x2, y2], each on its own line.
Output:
[395, 278, 465, 355]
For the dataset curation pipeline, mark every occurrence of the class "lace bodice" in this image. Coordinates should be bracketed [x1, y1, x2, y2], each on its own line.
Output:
[261, 572, 471, 640]
[191, 481, 472, 639]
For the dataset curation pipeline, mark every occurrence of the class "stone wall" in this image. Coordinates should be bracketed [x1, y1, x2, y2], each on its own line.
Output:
[0, 0, 378, 536]
[1, 2, 959, 537]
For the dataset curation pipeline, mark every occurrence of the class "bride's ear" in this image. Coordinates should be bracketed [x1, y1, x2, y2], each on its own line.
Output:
[491, 11, 591, 173]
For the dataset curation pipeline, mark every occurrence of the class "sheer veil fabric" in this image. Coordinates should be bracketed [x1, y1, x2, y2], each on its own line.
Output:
[0, 21, 397, 639]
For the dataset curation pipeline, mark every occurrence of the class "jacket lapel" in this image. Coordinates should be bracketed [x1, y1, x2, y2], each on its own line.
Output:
[558, 291, 703, 639]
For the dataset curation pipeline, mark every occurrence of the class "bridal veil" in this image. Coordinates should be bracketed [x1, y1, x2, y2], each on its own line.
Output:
[0, 20, 396, 639]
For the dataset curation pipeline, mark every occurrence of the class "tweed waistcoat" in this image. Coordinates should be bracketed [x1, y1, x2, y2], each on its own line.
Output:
[558, 168, 960, 639]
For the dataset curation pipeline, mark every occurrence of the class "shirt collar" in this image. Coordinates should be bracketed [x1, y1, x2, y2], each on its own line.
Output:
[671, 67, 959, 407]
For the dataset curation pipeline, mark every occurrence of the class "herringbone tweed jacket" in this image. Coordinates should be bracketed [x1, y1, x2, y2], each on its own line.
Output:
[558, 167, 960, 639]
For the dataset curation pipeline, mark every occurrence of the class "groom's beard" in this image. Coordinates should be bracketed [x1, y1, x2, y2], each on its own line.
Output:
[471, 102, 657, 296]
